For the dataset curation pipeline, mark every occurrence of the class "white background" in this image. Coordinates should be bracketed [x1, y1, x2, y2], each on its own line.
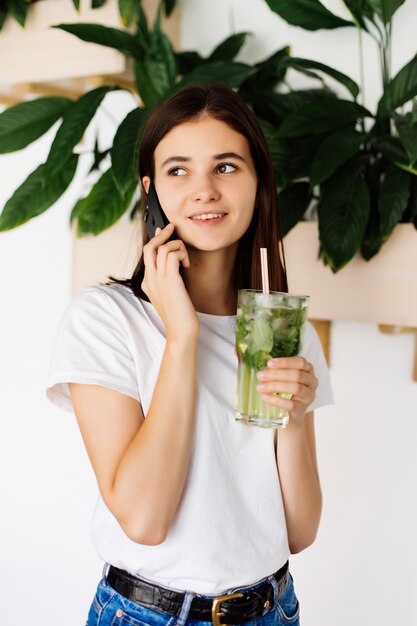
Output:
[1, 0, 417, 624]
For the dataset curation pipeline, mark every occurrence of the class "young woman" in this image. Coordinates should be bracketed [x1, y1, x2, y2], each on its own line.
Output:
[47, 84, 334, 626]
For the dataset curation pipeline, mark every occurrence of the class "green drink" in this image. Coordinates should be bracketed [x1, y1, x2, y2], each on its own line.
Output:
[236, 289, 309, 428]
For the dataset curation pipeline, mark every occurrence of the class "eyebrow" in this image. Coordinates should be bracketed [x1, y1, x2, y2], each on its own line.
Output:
[160, 152, 246, 169]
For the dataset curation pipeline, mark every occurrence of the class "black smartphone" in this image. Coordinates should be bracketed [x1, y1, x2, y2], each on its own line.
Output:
[144, 182, 175, 240]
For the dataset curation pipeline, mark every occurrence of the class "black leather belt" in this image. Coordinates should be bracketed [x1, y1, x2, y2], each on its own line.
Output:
[106, 561, 289, 625]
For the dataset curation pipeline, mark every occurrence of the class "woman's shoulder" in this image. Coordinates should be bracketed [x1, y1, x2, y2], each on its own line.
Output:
[61, 283, 148, 334]
[69, 283, 141, 314]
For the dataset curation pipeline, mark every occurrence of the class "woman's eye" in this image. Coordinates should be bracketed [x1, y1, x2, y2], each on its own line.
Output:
[217, 163, 237, 174]
[168, 167, 187, 176]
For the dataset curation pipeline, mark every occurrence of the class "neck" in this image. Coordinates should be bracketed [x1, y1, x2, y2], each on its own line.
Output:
[182, 246, 238, 315]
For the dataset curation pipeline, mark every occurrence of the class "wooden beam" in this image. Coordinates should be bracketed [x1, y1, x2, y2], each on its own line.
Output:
[0, 92, 24, 106]
[15, 81, 85, 100]
[378, 324, 417, 382]
[310, 319, 331, 366]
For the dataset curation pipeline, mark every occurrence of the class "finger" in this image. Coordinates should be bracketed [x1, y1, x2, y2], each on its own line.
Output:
[143, 223, 175, 272]
[255, 380, 308, 399]
[165, 249, 190, 273]
[156, 240, 190, 271]
[267, 356, 310, 371]
[257, 368, 312, 385]
[260, 393, 296, 411]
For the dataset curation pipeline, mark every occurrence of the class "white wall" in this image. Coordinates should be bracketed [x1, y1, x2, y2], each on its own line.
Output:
[0, 1, 416, 624]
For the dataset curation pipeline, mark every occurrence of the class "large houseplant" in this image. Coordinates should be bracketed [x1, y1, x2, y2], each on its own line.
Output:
[0, 0, 416, 272]
[0, 0, 176, 30]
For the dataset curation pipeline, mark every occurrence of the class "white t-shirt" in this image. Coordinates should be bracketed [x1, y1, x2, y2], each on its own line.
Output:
[46, 283, 334, 594]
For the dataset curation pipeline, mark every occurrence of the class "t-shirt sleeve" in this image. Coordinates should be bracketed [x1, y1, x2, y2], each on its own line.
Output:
[46, 287, 140, 413]
[300, 320, 335, 413]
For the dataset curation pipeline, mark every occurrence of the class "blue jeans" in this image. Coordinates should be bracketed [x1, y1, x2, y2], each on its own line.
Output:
[86, 568, 300, 626]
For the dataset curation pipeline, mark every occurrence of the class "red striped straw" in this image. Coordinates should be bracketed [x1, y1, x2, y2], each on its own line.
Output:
[260, 248, 269, 294]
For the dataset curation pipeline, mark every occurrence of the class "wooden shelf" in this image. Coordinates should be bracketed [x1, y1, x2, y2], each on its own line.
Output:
[284, 222, 417, 327]
[0, 0, 179, 104]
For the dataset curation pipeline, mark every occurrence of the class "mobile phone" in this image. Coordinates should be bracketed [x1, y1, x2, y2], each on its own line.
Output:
[144, 182, 174, 239]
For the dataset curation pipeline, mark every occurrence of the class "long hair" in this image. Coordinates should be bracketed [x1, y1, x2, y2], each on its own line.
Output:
[107, 84, 288, 300]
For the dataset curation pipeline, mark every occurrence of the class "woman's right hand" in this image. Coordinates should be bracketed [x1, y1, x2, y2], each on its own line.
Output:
[141, 223, 200, 341]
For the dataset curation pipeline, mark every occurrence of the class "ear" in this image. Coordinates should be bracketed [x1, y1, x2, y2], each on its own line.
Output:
[142, 176, 151, 194]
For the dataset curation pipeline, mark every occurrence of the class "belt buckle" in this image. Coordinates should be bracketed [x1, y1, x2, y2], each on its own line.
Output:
[211, 592, 244, 626]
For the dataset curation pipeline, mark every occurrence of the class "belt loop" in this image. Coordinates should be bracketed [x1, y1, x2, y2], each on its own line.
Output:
[269, 575, 280, 609]
[102, 562, 110, 584]
[176, 591, 196, 626]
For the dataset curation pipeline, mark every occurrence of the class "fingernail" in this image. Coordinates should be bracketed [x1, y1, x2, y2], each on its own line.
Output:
[257, 372, 267, 380]
[256, 384, 266, 391]
[267, 360, 274, 367]
[155, 227, 161, 236]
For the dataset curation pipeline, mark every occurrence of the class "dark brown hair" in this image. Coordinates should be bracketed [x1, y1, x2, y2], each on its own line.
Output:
[107, 84, 287, 301]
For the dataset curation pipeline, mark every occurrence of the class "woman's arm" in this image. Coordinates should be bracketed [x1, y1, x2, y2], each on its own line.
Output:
[71, 222, 199, 546]
[256, 356, 321, 552]
[70, 332, 198, 547]
[276, 411, 322, 553]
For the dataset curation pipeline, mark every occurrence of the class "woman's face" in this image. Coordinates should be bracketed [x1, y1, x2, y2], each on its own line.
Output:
[142, 115, 258, 252]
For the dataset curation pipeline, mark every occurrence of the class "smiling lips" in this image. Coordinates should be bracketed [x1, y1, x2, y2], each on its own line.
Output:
[188, 213, 227, 226]
[190, 212, 226, 220]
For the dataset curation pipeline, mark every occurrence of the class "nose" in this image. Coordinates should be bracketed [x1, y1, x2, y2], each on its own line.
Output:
[191, 173, 221, 203]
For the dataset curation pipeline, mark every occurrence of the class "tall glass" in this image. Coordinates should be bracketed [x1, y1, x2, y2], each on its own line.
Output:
[236, 289, 309, 428]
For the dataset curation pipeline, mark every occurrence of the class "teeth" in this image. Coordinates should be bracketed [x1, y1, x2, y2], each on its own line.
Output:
[191, 213, 224, 220]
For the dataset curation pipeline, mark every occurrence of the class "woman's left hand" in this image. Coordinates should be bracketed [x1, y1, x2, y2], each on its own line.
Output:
[256, 357, 318, 427]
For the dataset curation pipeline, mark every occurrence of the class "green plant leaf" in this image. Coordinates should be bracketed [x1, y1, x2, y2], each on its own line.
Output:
[136, 3, 151, 49]
[278, 99, 371, 136]
[248, 89, 335, 125]
[318, 167, 370, 271]
[408, 178, 417, 229]
[371, 135, 415, 174]
[53, 23, 143, 59]
[265, 0, 353, 30]
[239, 47, 290, 92]
[378, 164, 410, 238]
[279, 183, 311, 235]
[310, 128, 365, 186]
[0, 8, 6, 32]
[209, 32, 250, 62]
[412, 99, 417, 124]
[44, 86, 117, 178]
[177, 62, 254, 90]
[92, 0, 106, 7]
[163, 0, 177, 16]
[133, 61, 163, 107]
[111, 107, 150, 196]
[360, 202, 383, 260]
[0, 97, 72, 154]
[281, 57, 359, 98]
[72, 0, 81, 11]
[118, 0, 136, 26]
[0, 155, 78, 231]
[372, 134, 407, 162]
[287, 135, 328, 180]
[76, 168, 135, 235]
[89, 136, 110, 173]
[378, 53, 417, 117]
[8, 0, 28, 27]
[342, 0, 374, 30]
[394, 115, 417, 165]
[257, 118, 290, 187]
[146, 12, 177, 97]
[175, 51, 204, 74]
[367, 0, 405, 22]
